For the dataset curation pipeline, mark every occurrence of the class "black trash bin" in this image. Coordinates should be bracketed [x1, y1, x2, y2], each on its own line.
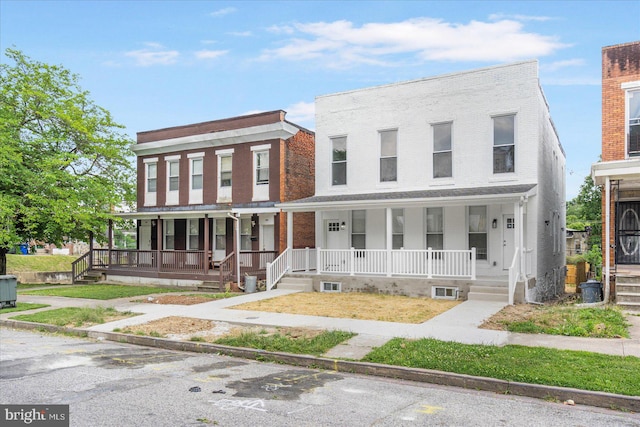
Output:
[579, 279, 602, 303]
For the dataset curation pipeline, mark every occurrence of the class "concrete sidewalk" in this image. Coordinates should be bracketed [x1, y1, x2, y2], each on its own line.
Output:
[10, 289, 640, 359]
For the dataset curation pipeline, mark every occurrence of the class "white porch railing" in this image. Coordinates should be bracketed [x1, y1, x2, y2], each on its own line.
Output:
[266, 248, 290, 291]
[508, 247, 520, 305]
[292, 247, 317, 272]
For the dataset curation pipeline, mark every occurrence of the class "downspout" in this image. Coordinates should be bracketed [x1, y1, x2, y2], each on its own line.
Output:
[227, 212, 241, 289]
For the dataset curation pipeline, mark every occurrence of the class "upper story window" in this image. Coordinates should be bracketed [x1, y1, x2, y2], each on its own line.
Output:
[468, 205, 487, 260]
[146, 162, 157, 193]
[493, 114, 515, 174]
[433, 122, 452, 178]
[392, 208, 404, 249]
[168, 159, 179, 191]
[220, 155, 232, 187]
[380, 129, 397, 182]
[191, 158, 203, 190]
[256, 151, 269, 185]
[331, 136, 347, 186]
[628, 89, 640, 157]
[426, 207, 444, 250]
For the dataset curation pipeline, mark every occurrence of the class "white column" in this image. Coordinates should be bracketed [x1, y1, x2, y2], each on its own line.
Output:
[386, 207, 392, 277]
[605, 177, 611, 302]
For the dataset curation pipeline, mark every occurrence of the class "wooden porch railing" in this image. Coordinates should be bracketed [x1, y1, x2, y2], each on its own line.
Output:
[71, 251, 91, 283]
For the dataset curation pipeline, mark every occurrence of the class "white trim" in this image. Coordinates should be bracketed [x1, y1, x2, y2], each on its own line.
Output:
[431, 286, 458, 299]
[251, 144, 271, 151]
[165, 154, 181, 161]
[187, 152, 205, 158]
[143, 157, 158, 163]
[215, 148, 235, 155]
[621, 80, 640, 90]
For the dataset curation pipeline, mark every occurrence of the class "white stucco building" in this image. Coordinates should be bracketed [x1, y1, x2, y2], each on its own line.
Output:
[275, 60, 565, 303]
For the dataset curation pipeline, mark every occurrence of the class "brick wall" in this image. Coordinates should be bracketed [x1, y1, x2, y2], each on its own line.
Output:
[279, 129, 316, 250]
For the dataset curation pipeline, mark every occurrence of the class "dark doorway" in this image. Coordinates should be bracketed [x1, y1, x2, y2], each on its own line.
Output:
[616, 201, 640, 264]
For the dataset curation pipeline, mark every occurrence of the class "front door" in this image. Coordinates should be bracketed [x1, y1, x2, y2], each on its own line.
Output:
[502, 214, 515, 269]
[616, 201, 640, 264]
[324, 219, 342, 249]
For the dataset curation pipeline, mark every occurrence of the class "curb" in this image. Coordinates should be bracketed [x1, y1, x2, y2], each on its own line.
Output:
[2, 319, 639, 412]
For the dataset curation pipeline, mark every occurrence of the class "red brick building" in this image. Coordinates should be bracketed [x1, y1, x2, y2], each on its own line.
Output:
[592, 41, 640, 309]
[75, 111, 315, 288]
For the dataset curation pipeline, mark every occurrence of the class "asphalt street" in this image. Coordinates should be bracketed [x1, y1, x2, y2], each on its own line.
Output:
[2, 328, 639, 427]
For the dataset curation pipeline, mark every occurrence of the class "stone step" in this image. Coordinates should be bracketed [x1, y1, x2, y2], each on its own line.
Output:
[277, 277, 313, 292]
[616, 292, 640, 303]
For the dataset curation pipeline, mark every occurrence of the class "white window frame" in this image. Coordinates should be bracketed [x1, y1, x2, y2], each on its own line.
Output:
[164, 219, 175, 250]
[165, 155, 180, 206]
[188, 152, 204, 205]
[187, 218, 200, 250]
[216, 148, 234, 203]
[492, 114, 516, 174]
[143, 157, 158, 207]
[623, 82, 640, 158]
[432, 122, 452, 179]
[351, 210, 366, 250]
[240, 218, 252, 251]
[331, 136, 347, 186]
[321, 281, 342, 292]
[251, 144, 270, 201]
[468, 206, 487, 260]
[392, 208, 404, 250]
[379, 129, 397, 183]
[425, 207, 444, 250]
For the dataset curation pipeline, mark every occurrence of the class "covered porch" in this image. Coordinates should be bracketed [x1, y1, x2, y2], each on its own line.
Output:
[270, 184, 536, 304]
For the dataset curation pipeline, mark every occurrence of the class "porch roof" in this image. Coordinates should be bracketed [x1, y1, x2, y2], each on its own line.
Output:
[277, 184, 537, 212]
[591, 158, 640, 185]
[114, 202, 279, 220]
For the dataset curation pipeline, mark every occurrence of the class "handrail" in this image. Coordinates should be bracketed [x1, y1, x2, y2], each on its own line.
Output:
[508, 247, 520, 305]
[266, 248, 290, 291]
[218, 251, 236, 287]
[71, 251, 91, 284]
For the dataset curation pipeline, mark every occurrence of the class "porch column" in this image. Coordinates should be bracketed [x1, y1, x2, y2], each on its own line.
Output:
[287, 211, 293, 269]
[605, 176, 611, 302]
[204, 214, 209, 274]
[108, 219, 113, 267]
[520, 197, 526, 281]
[386, 207, 392, 277]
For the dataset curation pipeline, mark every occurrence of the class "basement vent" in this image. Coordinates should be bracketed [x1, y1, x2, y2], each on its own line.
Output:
[321, 281, 342, 292]
[432, 286, 458, 300]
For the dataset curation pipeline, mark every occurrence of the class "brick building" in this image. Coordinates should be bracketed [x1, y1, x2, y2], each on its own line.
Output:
[592, 41, 640, 309]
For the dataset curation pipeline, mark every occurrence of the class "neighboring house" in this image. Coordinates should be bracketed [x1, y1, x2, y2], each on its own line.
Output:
[274, 61, 566, 304]
[591, 41, 640, 310]
[566, 228, 590, 257]
[73, 111, 315, 288]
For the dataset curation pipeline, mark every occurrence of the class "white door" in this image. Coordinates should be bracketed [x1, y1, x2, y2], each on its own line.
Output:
[502, 214, 515, 269]
[261, 224, 274, 251]
[139, 221, 151, 250]
[213, 219, 226, 261]
[324, 220, 342, 249]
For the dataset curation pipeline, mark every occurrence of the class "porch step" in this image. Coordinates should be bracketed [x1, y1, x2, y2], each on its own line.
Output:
[616, 282, 640, 293]
[197, 281, 223, 292]
[617, 292, 640, 304]
[277, 277, 313, 292]
[76, 272, 103, 285]
[618, 302, 640, 312]
[467, 285, 509, 302]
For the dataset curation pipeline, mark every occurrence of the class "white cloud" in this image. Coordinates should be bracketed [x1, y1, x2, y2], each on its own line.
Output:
[488, 13, 554, 22]
[125, 45, 179, 66]
[194, 49, 228, 60]
[541, 58, 585, 71]
[260, 18, 569, 68]
[266, 24, 295, 34]
[285, 101, 315, 127]
[210, 7, 236, 17]
[228, 31, 252, 37]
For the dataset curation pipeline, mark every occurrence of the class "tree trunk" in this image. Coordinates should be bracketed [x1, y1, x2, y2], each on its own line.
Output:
[0, 247, 7, 276]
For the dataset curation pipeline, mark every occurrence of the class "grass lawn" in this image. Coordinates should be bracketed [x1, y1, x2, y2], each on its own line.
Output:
[364, 338, 640, 397]
[11, 306, 137, 327]
[19, 284, 182, 300]
[17, 283, 75, 290]
[0, 302, 50, 313]
[7, 254, 76, 272]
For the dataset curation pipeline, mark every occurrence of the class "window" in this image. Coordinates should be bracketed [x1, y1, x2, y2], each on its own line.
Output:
[147, 163, 157, 193]
[164, 219, 175, 250]
[188, 219, 199, 250]
[426, 207, 444, 250]
[351, 210, 366, 249]
[215, 219, 226, 250]
[628, 89, 640, 156]
[256, 151, 269, 185]
[331, 136, 347, 185]
[468, 206, 487, 260]
[433, 122, 452, 178]
[220, 155, 232, 187]
[432, 286, 458, 300]
[321, 281, 342, 292]
[493, 114, 515, 173]
[328, 221, 341, 232]
[392, 208, 404, 249]
[380, 130, 397, 182]
[191, 158, 203, 190]
[240, 218, 252, 250]
[168, 160, 179, 191]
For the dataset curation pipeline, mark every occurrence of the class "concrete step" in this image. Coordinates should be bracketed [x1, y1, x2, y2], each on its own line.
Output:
[616, 292, 640, 303]
[468, 285, 508, 294]
[615, 275, 640, 284]
[616, 283, 640, 292]
[467, 292, 509, 302]
[617, 301, 640, 312]
[277, 277, 313, 292]
[197, 281, 222, 292]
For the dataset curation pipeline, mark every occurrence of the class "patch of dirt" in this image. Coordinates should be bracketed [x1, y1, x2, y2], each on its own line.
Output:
[120, 316, 325, 342]
[479, 304, 539, 330]
[142, 295, 219, 305]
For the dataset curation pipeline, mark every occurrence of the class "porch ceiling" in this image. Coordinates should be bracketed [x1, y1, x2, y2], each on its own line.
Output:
[592, 159, 640, 186]
[277, 184, 537, 212]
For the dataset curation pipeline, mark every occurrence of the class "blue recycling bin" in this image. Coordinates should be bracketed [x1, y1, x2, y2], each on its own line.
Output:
[579, 279, 602, 303]
[19, 243, 28, 255]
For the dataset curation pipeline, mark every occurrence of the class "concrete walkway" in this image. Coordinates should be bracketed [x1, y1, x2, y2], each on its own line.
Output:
[8, 289, 640, 359]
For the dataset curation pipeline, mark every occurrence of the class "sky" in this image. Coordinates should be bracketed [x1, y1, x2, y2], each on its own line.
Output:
[1, 1, 639, 200]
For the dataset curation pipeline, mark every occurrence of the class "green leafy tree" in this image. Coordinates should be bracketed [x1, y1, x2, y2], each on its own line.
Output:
[567, 174, 602, 249]
[0, 49, 135, 274]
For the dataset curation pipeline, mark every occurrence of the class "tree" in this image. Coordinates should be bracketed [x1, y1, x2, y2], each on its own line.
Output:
[567, 174, 602, 249]
[0, 49, 135, 274]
